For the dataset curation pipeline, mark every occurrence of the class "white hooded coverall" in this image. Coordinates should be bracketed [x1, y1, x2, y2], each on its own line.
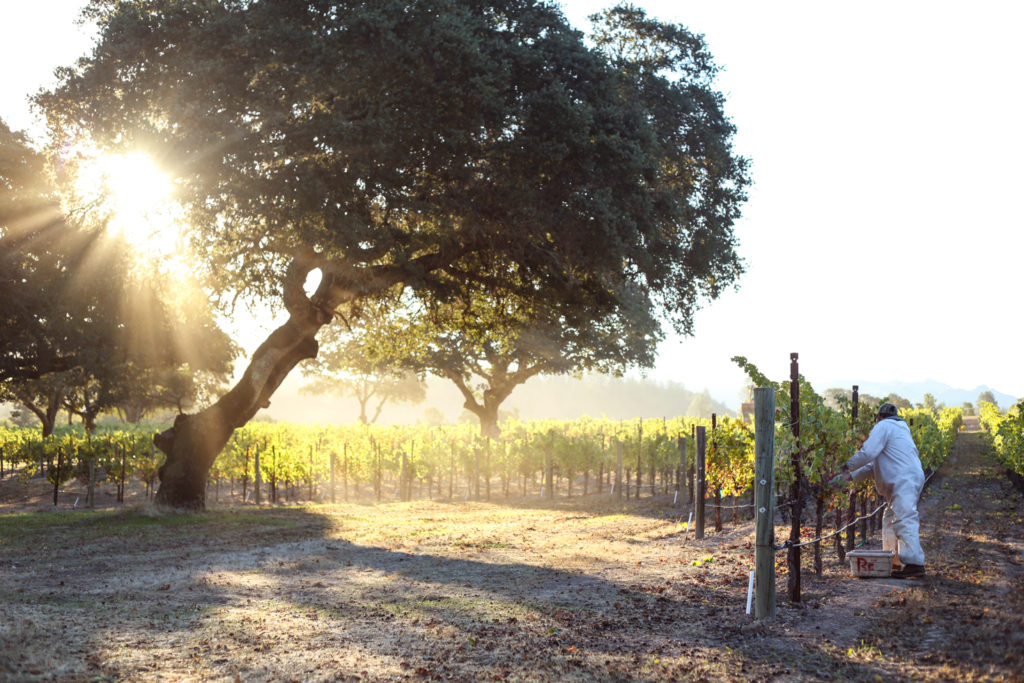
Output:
[846, 417, 926, 566]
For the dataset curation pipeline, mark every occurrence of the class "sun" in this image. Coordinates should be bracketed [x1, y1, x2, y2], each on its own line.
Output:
[70, 147, 187, 266]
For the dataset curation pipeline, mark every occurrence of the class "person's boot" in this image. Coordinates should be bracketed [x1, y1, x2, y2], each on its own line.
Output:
[891, 563, 925, 578]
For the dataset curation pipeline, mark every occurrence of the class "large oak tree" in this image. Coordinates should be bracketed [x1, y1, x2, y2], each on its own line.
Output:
[39, 1, 748, 508]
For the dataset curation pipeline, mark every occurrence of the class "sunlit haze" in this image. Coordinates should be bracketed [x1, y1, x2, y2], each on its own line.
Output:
[70, 148, 185, 265]
[3, 1, 1023, 414]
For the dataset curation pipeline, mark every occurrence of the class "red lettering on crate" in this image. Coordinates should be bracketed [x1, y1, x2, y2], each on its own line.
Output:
[856, 557, 875, 572]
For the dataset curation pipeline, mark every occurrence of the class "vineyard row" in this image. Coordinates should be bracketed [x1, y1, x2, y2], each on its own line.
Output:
[0, 403, 964, 513]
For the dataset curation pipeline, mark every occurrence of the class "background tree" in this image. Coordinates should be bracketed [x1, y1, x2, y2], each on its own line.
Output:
[685, 389, 717, 418]
[39, 1, 748, 508]
[978, 390, 997, 409]
[0, 374, 67, 437]
[345, 279, 661, 438]
[0, 118, 123, 385]
[1, 118, 236, 433]
[883, 393, 913, 410]
[916, 392, 943, 414]
[301, 301, 426, 424]
[105, 283, 237, 423]
[824, 388, 882, 411]
[116, 365, 233, 423]
[823, 388, 847, 411]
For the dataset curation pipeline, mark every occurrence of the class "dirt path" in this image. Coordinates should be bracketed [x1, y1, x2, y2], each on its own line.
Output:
[1, 421, 1021, 681]
[855, 417, 1024, 679]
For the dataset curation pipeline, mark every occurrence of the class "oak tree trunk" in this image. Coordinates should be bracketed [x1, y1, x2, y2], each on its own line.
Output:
[150, 247, 460, 509]
[154, 286, 328, 509]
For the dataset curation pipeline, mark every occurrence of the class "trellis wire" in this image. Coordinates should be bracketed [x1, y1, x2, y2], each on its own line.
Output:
[771, 469, 937, 551]
[774, 501, 887, 550]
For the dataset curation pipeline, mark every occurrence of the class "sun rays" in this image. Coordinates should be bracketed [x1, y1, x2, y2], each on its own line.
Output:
[64, 145, 190, 276]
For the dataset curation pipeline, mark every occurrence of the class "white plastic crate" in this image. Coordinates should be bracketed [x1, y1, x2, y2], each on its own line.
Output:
[847, 549, 896, 577]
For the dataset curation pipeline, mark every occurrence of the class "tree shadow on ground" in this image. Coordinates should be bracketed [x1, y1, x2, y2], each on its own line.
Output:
[0, 504, 957, 681]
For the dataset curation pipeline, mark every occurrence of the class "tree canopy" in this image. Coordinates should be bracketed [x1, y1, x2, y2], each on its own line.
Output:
[41, 0, 747, 327]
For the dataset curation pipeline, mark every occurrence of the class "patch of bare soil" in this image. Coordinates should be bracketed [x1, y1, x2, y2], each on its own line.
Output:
[0, 421, 1020, 681]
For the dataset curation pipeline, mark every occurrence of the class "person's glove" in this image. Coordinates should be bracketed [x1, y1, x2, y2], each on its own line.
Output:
[829, 467, 852, 487]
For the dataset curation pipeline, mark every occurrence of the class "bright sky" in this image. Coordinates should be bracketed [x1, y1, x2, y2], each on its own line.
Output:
[3, 1, 1023, 408]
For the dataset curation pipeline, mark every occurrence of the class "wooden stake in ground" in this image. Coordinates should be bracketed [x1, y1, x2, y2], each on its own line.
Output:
[846, 386, 859, 554]
[329, 452, 336, 504]
[615, 441, 623, 500]
[787, 352, 802, 603]
[695, 426, 706, 540]
[86, 449, 95, 508]
[253, 446, 262, 505]
[545, 441, 553, 500]
[636, 420, 643, 498]
[675, 436, 686, 508]
[754, 387, 776, 619]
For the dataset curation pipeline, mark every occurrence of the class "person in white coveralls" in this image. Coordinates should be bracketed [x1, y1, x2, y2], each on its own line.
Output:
[834, 402, 926, 578]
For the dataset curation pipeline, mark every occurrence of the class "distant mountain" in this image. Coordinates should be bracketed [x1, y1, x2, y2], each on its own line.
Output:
[499, 375, 734, 421]
[825, 379, 1019, 410]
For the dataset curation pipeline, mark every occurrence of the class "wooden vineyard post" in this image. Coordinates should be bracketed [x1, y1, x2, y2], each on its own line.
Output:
[847, 386, 858, 554]
[373, 441, 382, 502]
[872, 495, 879, 533]
[486, 438, 491, 502]
[675, 436, 687, 508]
[688, 424, 696, 504]
[836, 385, 856, 563]
[241, 447, 249, 504]
[329, 452, 336, 503]
[712, 413, 722, 532]
[401, 451, 410, 502]
[813, 496, 824, 576]
[835, 502, 845, 564]
[254, 445, 262, 505]
[474, 446, 481, 500]
[615, 441, 623, 500]
[788, 352, 803, 603]
[754, 387, 777, 619]
[342, 448, 350, 501]
[87, 450, 95, 508]
[118, 444, 127, 504]
[271, 445, 279, 504]
[860, 496, 868, 541]
[846, 493, 857, 551]
[309, 446, 315, 501]
[343, 445, 350, 502]
[636, 420, 643, 497]
[449, 440, 455, 500]
[857, 396, 869, 543]
[695, 426, 706, 540]
[53, 447, 63, 507]
[545, 441, 554, 500]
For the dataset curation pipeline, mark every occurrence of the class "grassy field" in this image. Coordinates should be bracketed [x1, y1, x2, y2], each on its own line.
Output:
[1, 425, 1022, 681]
